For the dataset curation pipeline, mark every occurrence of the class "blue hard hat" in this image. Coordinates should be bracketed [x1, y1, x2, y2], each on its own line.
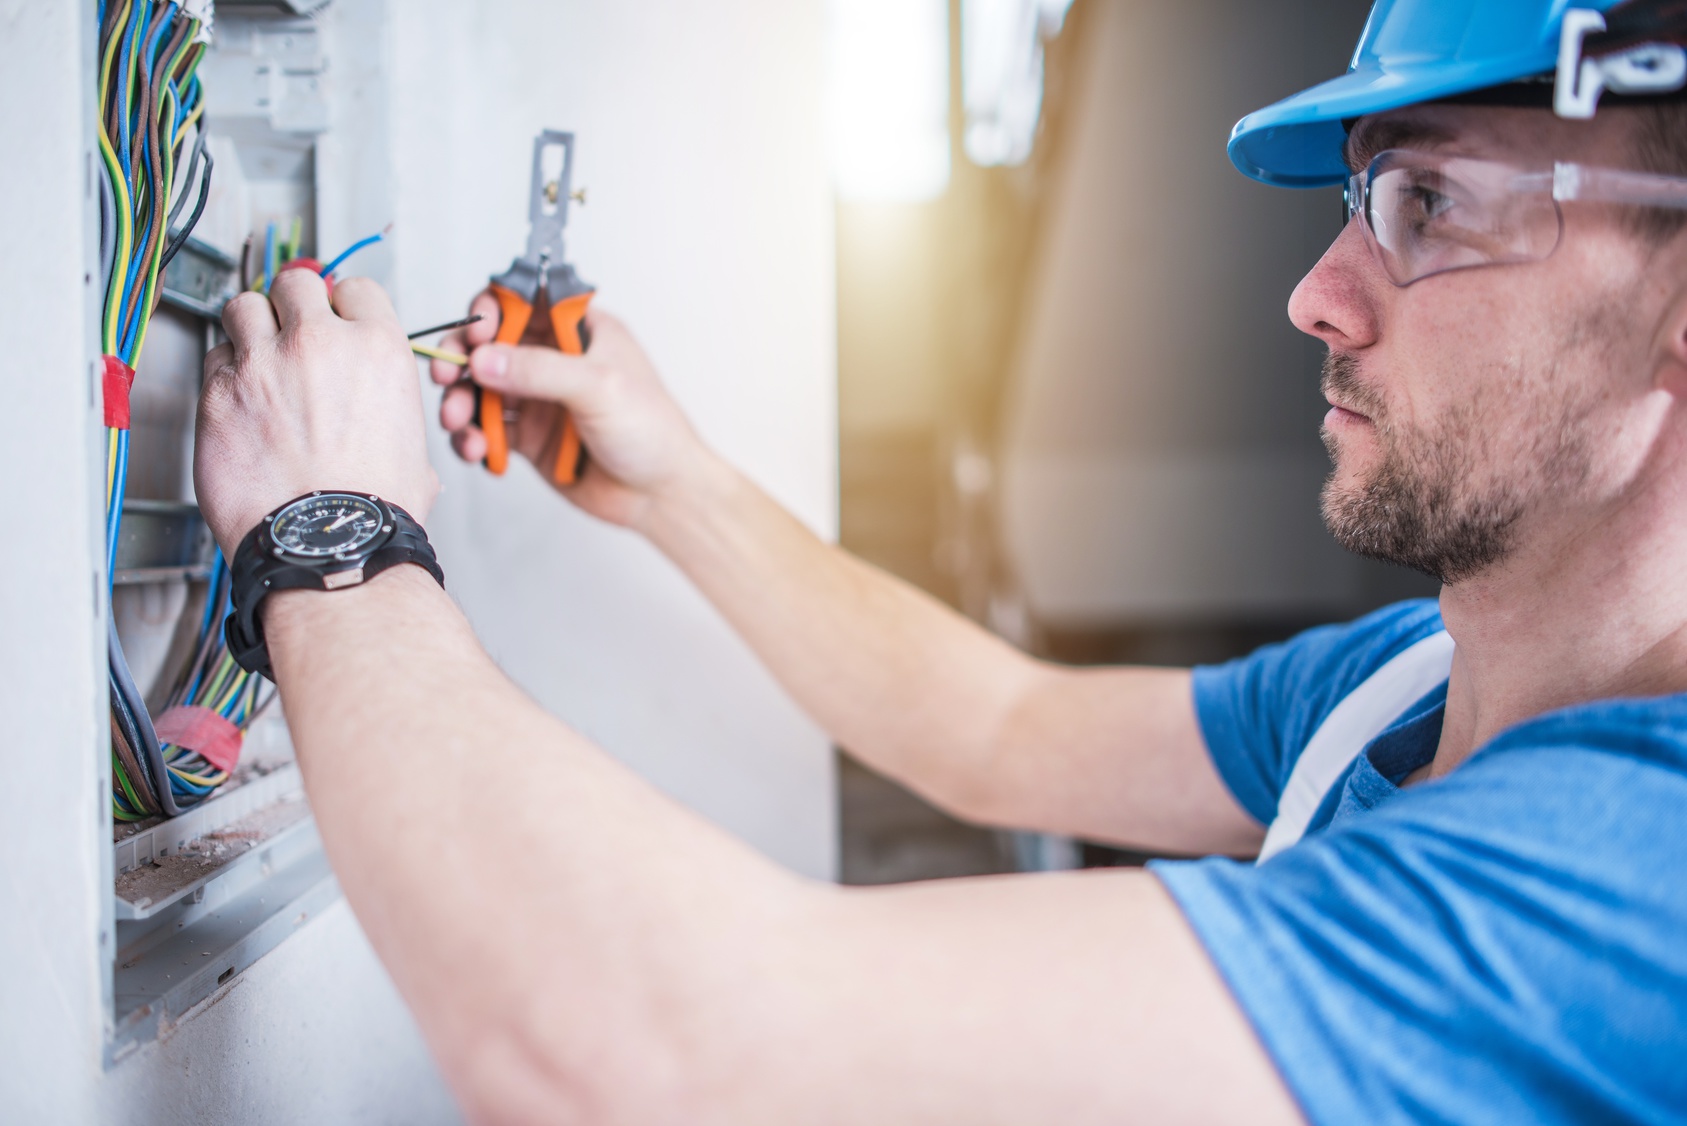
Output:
[1229, 0, 1630, 188]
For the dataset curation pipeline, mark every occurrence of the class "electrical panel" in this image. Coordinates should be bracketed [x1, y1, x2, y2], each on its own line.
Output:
[95, 0, 391, 1060]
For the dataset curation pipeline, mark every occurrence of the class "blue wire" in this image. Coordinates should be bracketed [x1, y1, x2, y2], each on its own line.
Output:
[318, 231, 387, 278]
[115, 1, 145, 176]
[116, 140, 157, 358]
[169, 772, 214, 797]
[144, 4, 177, 74]
[182, 564, 232, 705]
[107, 429, 129, 584]
[264, 221, 276, 292]
[132, 5, 177, 149]
[197, 552, 225, 638]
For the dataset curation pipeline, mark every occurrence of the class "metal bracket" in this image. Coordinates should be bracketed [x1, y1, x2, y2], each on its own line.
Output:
[160, 236, 240, 320]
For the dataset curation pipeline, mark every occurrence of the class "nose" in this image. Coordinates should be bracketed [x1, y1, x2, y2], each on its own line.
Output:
[1288, 219, 1382, 352]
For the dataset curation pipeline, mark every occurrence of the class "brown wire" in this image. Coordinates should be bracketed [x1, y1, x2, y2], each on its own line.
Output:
[111, 713, 162, 818]
[120, 16, 191, 338]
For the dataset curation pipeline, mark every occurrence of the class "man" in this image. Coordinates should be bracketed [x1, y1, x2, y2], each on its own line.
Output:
[193, 0, 1687, 1121]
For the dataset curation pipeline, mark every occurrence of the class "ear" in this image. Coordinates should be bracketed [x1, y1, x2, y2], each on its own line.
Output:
[1657, 277, 1687, 399]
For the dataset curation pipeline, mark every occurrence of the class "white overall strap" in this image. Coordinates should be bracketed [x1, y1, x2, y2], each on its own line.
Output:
[1256, 629, 1454, 864]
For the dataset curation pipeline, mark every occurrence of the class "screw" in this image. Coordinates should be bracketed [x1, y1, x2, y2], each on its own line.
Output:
[544, 180, 560, 205]
[571, 187, 588, 206]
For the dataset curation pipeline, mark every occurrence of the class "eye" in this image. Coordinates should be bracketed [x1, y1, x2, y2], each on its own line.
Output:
[1400, 183, 1457, 227]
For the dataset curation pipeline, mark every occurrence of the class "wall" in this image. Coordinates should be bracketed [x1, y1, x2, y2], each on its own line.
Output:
[995, 0, 1428, 628]
[0, 0, 836, 1119]
[389, 0, 838, 876]
[0, 2, 107, 1121]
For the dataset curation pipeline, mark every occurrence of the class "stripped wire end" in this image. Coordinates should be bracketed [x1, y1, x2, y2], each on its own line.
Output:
[411, 342, 470, 366]
[319, 222, 394, 278]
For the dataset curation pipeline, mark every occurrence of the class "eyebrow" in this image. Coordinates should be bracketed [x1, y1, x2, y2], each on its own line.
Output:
[1343, 118, 1456, 173]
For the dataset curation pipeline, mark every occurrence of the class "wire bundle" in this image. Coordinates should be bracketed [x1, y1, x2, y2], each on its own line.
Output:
[97, 1, 391, 824]
[245, 217, 389, 293]
[95, 0, 272, 823]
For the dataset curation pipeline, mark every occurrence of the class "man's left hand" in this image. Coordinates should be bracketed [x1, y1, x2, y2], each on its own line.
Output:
[194, 271, 440, 556]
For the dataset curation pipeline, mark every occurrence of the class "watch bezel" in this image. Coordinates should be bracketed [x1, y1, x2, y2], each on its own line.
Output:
[263, 491, 397, 565]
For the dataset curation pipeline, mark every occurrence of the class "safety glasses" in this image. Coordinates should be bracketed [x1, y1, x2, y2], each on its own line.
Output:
[1344, 149, 1687, 286]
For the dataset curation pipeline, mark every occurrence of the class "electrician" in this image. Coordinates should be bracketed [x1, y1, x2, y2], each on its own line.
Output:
[194, 0, 1687, 1121]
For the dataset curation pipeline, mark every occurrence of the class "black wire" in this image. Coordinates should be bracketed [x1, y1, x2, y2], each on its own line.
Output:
[109, 682, 160, 815]
[159, 148, 214, 273]
[408, 313, 484, 339]
[166, 128, 207, 232]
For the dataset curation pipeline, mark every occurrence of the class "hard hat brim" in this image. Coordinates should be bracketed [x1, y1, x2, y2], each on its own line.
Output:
[1229, 53, 1557, 189]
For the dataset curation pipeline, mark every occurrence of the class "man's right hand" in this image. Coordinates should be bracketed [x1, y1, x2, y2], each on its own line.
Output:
[432, 293, 711, 530]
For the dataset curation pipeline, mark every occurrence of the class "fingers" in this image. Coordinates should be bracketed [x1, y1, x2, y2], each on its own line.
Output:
[428, 292, 502, 386]
[268, 265, 333, 332]
[201, 341, 236, 396]
[440, 381, 477, 432]
[464, 292, 501, 347]
[330, 275, 400, 324]
[221, 290, 279, 349]
[429, 346, 467, 387]
[451, 425, 487, 464]
[439, 381, 488, 464]
[470, 342, 590, 405]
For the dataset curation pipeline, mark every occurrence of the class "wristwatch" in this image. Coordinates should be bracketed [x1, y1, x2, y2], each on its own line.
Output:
[224, 490, 445, 681]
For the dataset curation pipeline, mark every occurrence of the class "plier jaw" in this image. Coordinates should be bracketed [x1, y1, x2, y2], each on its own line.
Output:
[489, 129, 588, 303]
[475, 130, 596, 485]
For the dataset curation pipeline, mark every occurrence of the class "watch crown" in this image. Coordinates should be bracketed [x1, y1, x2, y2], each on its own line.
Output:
[273, 547, 285, 557]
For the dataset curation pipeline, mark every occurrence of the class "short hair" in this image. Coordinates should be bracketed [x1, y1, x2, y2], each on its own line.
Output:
[1629, 100, 1687, 241]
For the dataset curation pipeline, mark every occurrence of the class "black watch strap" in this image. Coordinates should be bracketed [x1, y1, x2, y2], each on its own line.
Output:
[224, 494, 444, 682]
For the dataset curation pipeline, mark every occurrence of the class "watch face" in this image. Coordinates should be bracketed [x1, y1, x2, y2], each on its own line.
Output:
[268, 494, 388, 559]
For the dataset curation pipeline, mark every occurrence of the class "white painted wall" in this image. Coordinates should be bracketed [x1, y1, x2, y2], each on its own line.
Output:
[389, 0, 839, 880]
[0, 0, 835, 1119]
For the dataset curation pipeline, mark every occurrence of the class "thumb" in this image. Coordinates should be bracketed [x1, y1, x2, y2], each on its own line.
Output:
[469, 342, 591, 404]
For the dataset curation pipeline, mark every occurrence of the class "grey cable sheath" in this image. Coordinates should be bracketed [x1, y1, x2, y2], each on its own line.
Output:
[159, 148, 213, 274]
[109, 613, 183, 817]
[98, 165, 116, 294]
[166, 128, 206, 231]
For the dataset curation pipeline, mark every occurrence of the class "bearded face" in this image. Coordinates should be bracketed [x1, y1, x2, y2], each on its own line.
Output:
[1317, 340, 1607, 585]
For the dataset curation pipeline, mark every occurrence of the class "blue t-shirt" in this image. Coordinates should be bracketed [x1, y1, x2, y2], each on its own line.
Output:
[1152, 600, 1687, 1125]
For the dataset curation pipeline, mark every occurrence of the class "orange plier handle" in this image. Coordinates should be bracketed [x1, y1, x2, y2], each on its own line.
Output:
[476, 283, 594, 486]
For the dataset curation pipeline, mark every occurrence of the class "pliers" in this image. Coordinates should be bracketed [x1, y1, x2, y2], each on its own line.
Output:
[475, 129, 595, 485]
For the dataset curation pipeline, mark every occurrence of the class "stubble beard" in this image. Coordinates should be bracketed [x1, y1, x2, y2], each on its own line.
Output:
[1318, 351, 1594, 585]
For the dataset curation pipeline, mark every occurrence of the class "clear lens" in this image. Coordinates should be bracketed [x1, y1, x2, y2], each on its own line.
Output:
[1358, 151, 1563, 286]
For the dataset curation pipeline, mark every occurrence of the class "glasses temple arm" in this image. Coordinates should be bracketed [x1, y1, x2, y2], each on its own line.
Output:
[1551, 162, 1687, 209]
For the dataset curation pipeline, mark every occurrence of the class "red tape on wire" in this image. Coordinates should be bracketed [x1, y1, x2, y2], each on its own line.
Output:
[102, 355, 135, 430]
[154, 705, 243, 774]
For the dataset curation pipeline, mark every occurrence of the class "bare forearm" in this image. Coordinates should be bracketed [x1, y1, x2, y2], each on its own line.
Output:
[265, 568, 1294, 1125]
[637, 455, 1258, 851]
[265, 566, 811, 1120]
[639, 452, 1052, 815]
